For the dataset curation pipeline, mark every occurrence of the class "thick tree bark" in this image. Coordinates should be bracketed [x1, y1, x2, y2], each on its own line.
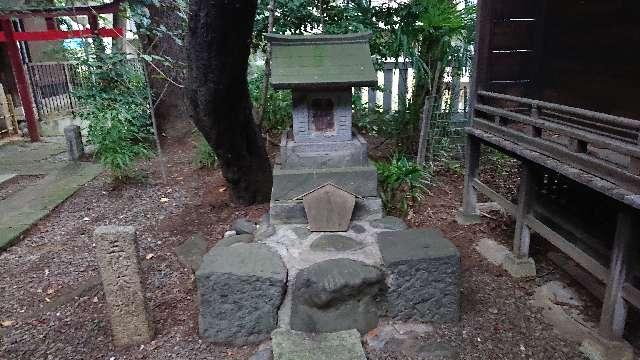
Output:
[141, 0, 193, 139]
[187, 0, 273, 205]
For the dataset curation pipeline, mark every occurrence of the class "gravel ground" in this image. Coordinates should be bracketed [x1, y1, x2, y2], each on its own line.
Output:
[0, 138, 636, 359]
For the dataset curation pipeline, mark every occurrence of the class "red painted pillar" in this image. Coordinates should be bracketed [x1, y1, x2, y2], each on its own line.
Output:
[1, 19, 40, 142]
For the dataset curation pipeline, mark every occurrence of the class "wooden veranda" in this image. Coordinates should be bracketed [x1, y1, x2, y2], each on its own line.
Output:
[461, 0, 640, 352]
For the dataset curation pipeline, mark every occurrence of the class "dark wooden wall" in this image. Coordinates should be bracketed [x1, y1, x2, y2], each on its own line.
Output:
[473, 0, 640, 120]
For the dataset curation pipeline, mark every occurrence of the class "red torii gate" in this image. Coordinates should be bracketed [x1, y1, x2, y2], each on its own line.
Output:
[0, 1, 124, 142]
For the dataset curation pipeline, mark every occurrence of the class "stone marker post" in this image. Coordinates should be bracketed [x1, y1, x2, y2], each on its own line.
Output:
[94, 226, 153, 348]
[64, 124, 84, 161]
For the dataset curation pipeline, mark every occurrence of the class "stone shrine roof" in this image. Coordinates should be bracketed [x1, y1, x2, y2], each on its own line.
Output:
[266, 32, 378, 89]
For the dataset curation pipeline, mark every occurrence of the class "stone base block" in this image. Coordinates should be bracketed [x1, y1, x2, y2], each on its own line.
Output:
[197, 244, 287, 344]
[377, 229, 460, 322]
[580, 336, 634, 360]
[502, 253, 536, 278]
[290, 258, 384, 334]
[455, 210, 482, 225]
[272, 328, 366, 360]
[270, 197, 382, 225]
[280, 131, 369, 170]
[271, 164, 378, 201]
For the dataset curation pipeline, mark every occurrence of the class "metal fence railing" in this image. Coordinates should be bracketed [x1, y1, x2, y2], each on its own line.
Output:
[26, 61, 80, 119]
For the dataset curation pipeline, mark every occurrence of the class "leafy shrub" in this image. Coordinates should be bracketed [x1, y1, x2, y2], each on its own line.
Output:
[193, 132, 218, 168]
[73, 51, 153, 181]
[376, 153, 431, 216]
[248, 65, 292, 132]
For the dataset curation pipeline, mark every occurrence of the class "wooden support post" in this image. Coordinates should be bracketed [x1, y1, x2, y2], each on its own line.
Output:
[460, 134, 481, 222]
[513, 163, 535, 258]
[599, 210, 638, 341]
[368, 86, 377, 113]
[629, 157, 640, 176]
[1, 19, 40, 142]
[568, 138, 588, 153]
[526, 105, 542, 137]
[398, 67, 408, 111]
[383, 67, 393, 113]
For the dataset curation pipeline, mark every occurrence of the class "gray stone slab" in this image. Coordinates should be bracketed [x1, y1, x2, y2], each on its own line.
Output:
[0, 173, 17, 185]
[216, 234, 254, 248]
[271, 164, 378, 201]
[310, 234, 364, 252]
[175, 234, 209, 271]
[272, 328, 366, 360]
[370, 216, 408, 231]
[197, 244, 287, 344]
[94, 226, 154, 347]
[0, 163, 101, 249]
[232, 217, 257, 234]
[377, 229, 460, 322]
[270, 197, 383, 225]
[290, 258, 384, 334]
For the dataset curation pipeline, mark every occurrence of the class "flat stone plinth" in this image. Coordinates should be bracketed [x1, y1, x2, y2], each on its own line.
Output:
[272, 328, 366, 360]
[502, 252, 536, 278]
[271, 164, 378, 201]
[197, 243, 287, 344]
[280, 131, 369, 170]
[580, 336, 634, 360]
[270, 197, 382, 225]
[377, 229, 460, 322]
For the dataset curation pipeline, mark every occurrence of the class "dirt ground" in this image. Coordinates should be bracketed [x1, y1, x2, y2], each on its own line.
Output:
[0, 138, 634, 359]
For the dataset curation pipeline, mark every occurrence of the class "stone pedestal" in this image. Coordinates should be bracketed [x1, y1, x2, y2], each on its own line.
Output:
[197, 243, 287, 344]
[377, 229, 460, 322]
[580, 336, 634, 360]
[272, 328, 366, 360]
[280, 131, 369, 170]
[94, 226, 153, 348]
[289, 258, 384, 334]
[64, 125, 84, 161]
[502, 252, 537, 278]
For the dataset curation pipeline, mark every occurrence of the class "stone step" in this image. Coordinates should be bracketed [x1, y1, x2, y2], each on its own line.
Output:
[271, 328, 366, 360]
[0, 163, 102, 249]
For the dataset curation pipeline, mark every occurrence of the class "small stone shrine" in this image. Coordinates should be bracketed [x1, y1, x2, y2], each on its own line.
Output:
[196, 33, 462, 360]
[265, 33, 383, 225]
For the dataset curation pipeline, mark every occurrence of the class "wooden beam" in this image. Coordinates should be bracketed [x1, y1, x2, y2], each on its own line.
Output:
[462, 135, 482, 217]
[473, 119, 640, 193]
[476, 105, 640, 157]
[599, 210, 638, 340]
[466, 127, 639, 210]
[478, 91, 640, 130]
[472, 179, 516, 214]
[513, 163, 535, 258]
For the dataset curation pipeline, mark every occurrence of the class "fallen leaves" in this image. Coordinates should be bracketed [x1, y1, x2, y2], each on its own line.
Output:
[1, 320, 16, 327]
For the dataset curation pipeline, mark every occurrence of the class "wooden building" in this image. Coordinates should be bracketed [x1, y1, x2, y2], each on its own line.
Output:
[461, 0, 640, 357]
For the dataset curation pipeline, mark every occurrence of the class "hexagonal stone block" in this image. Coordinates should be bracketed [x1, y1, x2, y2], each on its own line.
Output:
[377, 229, 460, 322]
[197, 243, 287, 344]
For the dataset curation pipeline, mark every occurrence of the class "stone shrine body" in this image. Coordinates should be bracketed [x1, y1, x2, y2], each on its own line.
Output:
[266, 32, 383, 228]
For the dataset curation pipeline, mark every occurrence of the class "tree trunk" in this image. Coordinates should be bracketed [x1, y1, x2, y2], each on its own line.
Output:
[257, 0, 276, 127]
[416, 62, 442, 166]
[187, 0, 273, 205]
[141, 0, 193, 139]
